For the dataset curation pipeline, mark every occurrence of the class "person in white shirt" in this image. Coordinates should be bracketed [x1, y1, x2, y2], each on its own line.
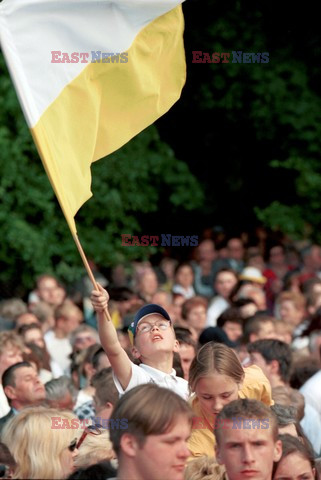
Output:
[300, 369, 321, 421]
[172, 263, 195, 299]
[91, 286, 189, 399]
[206, 268, 238, 327]
[44, 301, 83, 374]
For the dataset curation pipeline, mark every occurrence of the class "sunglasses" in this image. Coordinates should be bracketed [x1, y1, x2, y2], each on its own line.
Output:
[76, 424, 102, 450]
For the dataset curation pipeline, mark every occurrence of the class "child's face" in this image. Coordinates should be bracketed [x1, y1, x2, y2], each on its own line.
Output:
[133, 314, 179, 359]
[195, 373, 240, 417]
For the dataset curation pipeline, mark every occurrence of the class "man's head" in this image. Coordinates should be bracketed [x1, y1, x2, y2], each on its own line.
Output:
[2, 361, 46, 410]
[128, 304, 179, 361]
[217, 308, 243, 343]
[196, 239, 216, 263]
[243, 314, 276, 344]
[227, 238, 245, 261]
[0, 332, 24, 380]
[109, 384, 193, 480]
[271, 403, 299, 437]
[301, 244, 321, 273]
[137, 268, 158, 298]
[268, 244, 286, 267]
[91, 367, 119, 419]
[271, 386, 305, 422]
[247, 339, 292, 386]
[276, 291, 306, 326]
[54, 301, 83, 336]
[36, 274, 59, 306]
[45, 375, 77, 410]
[215, 398, 282, 480]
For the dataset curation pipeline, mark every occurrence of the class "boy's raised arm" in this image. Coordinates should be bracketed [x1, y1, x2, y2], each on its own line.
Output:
[91, 284, 132, 390]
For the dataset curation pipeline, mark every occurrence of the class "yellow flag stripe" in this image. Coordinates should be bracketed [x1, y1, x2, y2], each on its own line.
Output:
[30, 6, 185, 234]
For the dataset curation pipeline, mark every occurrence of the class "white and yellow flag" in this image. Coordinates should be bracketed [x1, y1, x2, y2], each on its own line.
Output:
[0, 0, 186, 233]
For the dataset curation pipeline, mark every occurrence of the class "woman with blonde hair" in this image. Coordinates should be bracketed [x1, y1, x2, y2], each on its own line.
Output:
[188, 342, 273, 458]
[2, 406, 80, 479]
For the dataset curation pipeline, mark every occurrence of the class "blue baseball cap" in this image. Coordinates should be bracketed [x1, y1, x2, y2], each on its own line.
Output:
[128, 304, 171, 344]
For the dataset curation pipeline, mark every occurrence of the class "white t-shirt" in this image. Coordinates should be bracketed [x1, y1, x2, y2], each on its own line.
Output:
[44, 330, 72, 374]
[206, 296, 229, 327]
[172, 284, 195, 299]
[113, 363, 189, 400]
[300, 370, 321, 420]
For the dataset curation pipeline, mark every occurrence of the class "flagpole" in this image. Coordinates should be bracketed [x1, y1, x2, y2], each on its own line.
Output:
[72, 232, 111, 322]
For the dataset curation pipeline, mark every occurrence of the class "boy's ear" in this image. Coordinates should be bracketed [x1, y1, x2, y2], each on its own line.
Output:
[120, 433, 140, 457]
[131, 345, 142, 359]
[173, 339, 180, 353]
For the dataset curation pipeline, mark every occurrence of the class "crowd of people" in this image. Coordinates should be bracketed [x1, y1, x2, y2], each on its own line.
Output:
[0, 230, 321, 479]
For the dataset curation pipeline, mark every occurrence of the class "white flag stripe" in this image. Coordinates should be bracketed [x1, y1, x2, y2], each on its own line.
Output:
[0, 0, 184, 127]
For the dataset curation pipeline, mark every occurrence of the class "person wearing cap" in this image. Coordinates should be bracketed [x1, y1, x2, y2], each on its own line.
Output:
[239, 266, 267, 288]
[91, 286, 189, 399]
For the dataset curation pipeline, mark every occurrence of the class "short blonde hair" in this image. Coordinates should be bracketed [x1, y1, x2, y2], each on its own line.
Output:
[189, 342, 244, 392]
[2, 406, 79, 479]
[184, 456, 226, 480]
[54, 301, 83, 322]
[74, 429, 114, 469]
